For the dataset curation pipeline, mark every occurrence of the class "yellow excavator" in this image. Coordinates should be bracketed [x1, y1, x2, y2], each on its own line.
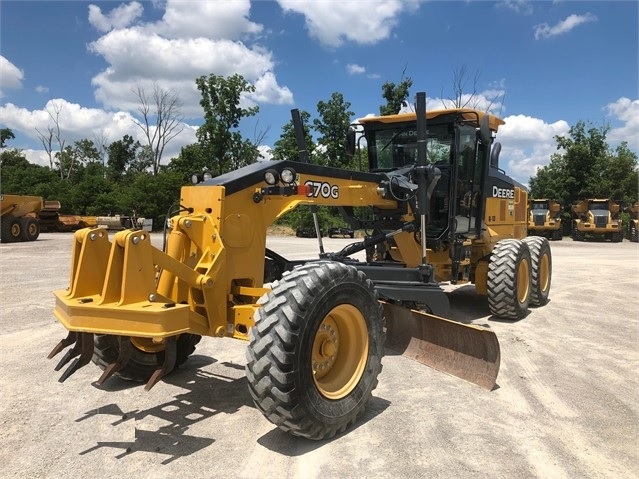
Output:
[48, 93, 550, 440]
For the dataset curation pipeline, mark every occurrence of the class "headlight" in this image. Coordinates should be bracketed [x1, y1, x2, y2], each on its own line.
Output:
[203, 171, 213, 181]
[264, 169, 280, 185]
[191, 173, 200, 184]
[280, 167, 296, 185]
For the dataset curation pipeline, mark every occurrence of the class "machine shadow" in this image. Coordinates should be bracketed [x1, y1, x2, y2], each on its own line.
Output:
[256, 395, 391, 455]
[77, 357, 392, 462]
[444, 285, 492, 324]
[77, 360, 253, 464]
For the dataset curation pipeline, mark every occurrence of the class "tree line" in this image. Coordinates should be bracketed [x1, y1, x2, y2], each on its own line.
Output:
[1, 70, 636, 231]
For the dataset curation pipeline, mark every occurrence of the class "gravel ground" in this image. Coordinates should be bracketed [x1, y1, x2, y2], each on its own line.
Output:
[0, 232, 637, 479]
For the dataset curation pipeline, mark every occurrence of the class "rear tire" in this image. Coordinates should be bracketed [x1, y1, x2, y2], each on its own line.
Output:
[487, 239, 531, 320]
[523, 236, 551, 307]
[246, 261, 384, 440]
[20, 217, 40, 241]
[92, 333, 201, 382]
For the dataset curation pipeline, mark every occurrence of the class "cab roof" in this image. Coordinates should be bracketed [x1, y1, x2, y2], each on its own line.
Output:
[359, 108, 506, 132]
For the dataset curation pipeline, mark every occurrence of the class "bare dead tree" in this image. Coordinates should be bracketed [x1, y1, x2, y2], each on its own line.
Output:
[439, 66, 505, 114]
[35, 103, 66, 178]
[93, 130, 110, 178]
[133, 83, 184, 175]
[251, 119, 270, 161]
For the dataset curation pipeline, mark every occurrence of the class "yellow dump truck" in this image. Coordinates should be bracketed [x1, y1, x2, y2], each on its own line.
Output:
[528, 199, 562, 240]
[571, 199, 623, 242]
[0, 194, 43, 242]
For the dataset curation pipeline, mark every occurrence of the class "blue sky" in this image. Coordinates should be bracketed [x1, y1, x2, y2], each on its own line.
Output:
[1, 0, 637, 186]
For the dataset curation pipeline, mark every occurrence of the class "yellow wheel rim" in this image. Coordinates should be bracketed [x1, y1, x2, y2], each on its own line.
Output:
[539, 253, 550, 292]
[517, 258, 530, 303]
[312, 304, 368, 400]
[130, 337, 165, 353]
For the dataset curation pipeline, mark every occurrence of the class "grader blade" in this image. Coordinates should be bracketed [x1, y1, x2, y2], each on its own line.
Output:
[382, 303, 500, 390]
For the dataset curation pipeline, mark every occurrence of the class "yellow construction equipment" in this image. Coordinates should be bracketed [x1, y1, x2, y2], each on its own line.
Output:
[528, 199, 562, 240]
[48, 93, 551, 440]
[571, 199, 623, 242]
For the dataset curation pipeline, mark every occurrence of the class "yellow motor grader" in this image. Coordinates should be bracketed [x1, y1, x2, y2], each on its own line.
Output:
[48, 93, 551, 440]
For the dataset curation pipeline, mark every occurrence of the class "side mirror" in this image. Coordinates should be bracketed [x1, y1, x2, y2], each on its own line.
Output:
[479, 115, 492, 145]
[345, 127, 356, 157]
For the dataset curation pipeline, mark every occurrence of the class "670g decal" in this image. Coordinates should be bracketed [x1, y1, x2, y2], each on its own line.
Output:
[304, 180, 339, 199]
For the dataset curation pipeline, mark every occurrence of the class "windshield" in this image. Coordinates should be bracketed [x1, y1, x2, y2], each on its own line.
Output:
[589, 202, 609, 211]
[370, 123, 453, 170]
[532, 202, 549, 210]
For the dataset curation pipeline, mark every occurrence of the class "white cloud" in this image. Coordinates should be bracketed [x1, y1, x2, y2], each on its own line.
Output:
[277, 0, 418, 47]
[154, 0, 262, 40]
[35, 85, 49, 94]
[534, 13, 597, 40]
[88, 1, 144, 33]
[0, 56, 24, 96]
[87, 1, 292, 118]
[498, 0, 533, 15]
[498, 115, 570, 185]
[347, 64, 366, 75]
[605, 97, 639, 152]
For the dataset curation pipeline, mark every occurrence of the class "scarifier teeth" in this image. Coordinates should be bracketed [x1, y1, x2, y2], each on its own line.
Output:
[94, 337, 133, 386]
[53, 333, 94, 383]
[144, 336, 177, 391]
[47, 332, 77, 360]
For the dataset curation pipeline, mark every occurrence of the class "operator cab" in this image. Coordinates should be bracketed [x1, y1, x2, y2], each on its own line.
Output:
[357, 109, 503, 242]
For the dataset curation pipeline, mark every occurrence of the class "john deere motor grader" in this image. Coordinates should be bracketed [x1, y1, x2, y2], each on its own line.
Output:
[48, 93, 551, 440]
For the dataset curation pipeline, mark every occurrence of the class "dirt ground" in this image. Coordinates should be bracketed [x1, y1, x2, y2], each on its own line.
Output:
[0, 233, 637, 479]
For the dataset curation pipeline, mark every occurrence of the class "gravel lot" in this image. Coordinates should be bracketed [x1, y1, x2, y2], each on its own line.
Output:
[1, 232, 637, 479]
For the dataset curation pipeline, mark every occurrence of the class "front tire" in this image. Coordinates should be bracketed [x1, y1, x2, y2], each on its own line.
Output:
[523, 236, 551, 306]
[246, 261, 385, 440]
[487, 239, 531, 320]
[92, 333, 201, 382]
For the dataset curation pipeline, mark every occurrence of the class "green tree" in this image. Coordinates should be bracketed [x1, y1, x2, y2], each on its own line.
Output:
[313, 92, 354, 168]
[107, 135, 141, 183]
[167, 143, 209, 181]
[55, 139, 101, 182]
[0, 148, 29, 169]
[1, 128, 15, 148]
[195, 73, 260, 175]
[271, 110, 315, 162]
[380, 68, 413, 116]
